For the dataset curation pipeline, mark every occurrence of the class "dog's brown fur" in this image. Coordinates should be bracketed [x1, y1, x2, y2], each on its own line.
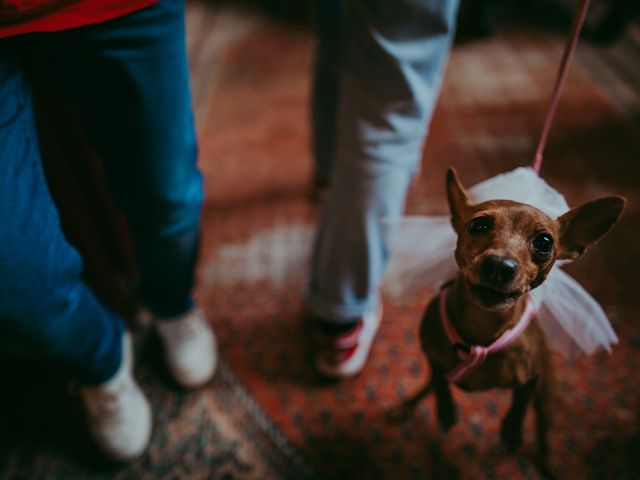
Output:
[401, 168, 625, 475]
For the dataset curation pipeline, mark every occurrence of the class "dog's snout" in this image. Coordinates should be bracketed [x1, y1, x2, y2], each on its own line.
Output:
[481, 255, 517, 286]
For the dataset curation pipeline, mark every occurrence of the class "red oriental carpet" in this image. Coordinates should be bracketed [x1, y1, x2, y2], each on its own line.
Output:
[193, 4, 640, 479]
[2, 2, 640, 479]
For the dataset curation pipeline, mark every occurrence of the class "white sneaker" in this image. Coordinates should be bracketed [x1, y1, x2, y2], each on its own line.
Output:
[313, 302, 383, 379]
[80, 332, 152, 462]
[154, 307, 217, 389]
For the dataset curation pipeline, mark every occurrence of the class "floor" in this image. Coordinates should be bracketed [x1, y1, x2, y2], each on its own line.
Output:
[189, 2, 640, 478]
[2, 1, 640, 479]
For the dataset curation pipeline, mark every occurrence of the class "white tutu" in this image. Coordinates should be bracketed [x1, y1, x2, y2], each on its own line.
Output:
[384, 167, 618, 360]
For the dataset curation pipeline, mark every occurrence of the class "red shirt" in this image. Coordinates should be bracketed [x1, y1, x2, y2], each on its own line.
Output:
[0, 0, 157, 39]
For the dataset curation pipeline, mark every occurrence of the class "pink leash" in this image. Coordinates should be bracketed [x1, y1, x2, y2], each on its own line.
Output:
[439, 284, 536, 383]
[532, 0, 591, 173]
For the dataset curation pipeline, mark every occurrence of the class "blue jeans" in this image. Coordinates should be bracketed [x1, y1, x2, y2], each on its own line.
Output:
[307, 0, 459, 321]
[0, 0, 202, 384]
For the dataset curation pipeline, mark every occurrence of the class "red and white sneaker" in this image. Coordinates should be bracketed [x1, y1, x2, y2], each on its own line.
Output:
[312, 302, 383, 379]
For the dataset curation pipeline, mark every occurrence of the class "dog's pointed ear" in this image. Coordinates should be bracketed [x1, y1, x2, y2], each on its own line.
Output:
[556, 196, 625, 260]
[446, 167, 473, 233]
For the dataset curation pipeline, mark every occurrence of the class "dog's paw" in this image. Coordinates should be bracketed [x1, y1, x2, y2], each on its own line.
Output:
[500, 419, 523, 453]
[499, 433, 522, 454]
[437, 404, 457, 432]
[534, 452, 560, 480]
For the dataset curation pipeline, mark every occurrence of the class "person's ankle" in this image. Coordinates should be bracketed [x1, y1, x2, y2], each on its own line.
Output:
[314, 317, 359, 335]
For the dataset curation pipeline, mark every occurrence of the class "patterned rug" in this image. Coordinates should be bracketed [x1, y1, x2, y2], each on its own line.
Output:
[194, 6, 640, 480]
[0, 348, 314, 479]
[3, 2, 640, 479]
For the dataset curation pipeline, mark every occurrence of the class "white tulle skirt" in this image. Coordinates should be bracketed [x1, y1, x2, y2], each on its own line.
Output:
[384, 167, 618, 360]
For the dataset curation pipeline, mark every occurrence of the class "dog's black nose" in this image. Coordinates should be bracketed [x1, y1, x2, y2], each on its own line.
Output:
[481, 255, 517, 286]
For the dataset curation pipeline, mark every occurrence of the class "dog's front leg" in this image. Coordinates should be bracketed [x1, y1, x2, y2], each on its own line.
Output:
[433, 368, 457, 432]
[501, 378, 537, 452]
[534, 353, 558, 478]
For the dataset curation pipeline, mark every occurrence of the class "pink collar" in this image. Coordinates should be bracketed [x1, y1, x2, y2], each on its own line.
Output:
[439, 283, 536, 384]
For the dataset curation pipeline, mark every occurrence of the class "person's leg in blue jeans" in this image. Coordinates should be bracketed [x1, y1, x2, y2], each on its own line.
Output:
[41, 0, 201, 318]
[307, 0, 459, 378]
[0, 53, 151, 462]
[37, 0, 216, 389]
[0, 56, 125, 386]
[0, 0, 214, 460]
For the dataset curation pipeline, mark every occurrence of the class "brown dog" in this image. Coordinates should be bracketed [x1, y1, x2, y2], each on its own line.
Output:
[400, 168, 625, 475]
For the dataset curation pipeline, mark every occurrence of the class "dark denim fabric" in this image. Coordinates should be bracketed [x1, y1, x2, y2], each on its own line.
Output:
[0, 0, 201, 383]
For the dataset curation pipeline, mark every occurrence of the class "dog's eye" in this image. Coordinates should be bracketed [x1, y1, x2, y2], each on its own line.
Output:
[469, 216, 492, 234]
[533, 233, 553, 255]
